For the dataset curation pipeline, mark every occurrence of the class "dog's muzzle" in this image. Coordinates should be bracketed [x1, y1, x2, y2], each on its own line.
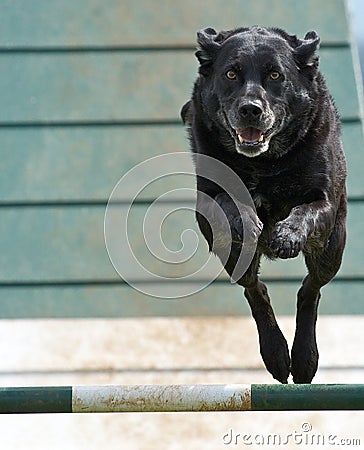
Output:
[233, 126, 272, 157]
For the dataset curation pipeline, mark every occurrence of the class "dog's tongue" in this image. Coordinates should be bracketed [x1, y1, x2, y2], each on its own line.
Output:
[237, 127, 263, 143]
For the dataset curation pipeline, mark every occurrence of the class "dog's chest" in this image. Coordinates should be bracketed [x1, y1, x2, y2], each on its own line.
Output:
[244, 172, 293, 222]
[245, 175, 276, 207]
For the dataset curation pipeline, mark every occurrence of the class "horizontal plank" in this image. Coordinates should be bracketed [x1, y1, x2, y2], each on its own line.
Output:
[0, 48, 359, 123]
[0, 281, 363, 318]
[0, 315, 364, 376]
[0, 204, 219, 282]
[0, 317, 363, 374]
[0, 125, 194, 203]
[0, 202, 362, 282]
[0, 122, 362, 203]
[0, 0, 349, 48]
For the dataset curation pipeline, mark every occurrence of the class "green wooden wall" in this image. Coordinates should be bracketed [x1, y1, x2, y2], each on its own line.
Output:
[0, 0, 363, 317]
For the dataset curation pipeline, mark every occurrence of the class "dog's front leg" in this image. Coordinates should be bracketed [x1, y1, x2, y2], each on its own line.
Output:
[268, 197, 336, 259]
[243, 274, 291, 384]
[196, 191, 263, 254]
[196, 192, 290, 383]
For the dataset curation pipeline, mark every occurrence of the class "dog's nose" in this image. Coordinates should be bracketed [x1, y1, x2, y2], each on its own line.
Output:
[239, 102, 263, 119]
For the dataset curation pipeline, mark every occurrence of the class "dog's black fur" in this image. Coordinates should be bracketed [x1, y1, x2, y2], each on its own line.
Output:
[181, 26, 347, 383]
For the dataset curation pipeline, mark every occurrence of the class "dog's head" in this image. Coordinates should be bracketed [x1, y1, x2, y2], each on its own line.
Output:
[194, 26, 320, 158]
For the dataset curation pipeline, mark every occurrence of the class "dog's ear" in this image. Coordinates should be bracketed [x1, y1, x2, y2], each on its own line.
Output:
[195, 28, 221, 76]
[294, 31, 320, 76]
[180, 100, 192, 125]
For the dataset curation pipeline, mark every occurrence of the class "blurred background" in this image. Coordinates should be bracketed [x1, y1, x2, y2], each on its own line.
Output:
[349, 0, 364, 82]
[0, 1, 363, 449]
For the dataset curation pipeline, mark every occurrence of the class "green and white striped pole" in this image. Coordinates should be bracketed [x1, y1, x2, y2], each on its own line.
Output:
[0, 384, 364, 414]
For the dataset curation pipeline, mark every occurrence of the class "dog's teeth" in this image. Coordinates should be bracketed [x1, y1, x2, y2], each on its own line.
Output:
[238, 135, 244, 144]
[258, 134, 264, 143]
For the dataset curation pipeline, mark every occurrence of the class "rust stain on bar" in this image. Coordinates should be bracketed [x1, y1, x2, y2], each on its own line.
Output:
[72, 384, 252, 412]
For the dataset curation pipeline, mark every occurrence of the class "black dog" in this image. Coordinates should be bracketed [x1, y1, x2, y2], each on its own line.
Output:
[181, 26, 347, 383]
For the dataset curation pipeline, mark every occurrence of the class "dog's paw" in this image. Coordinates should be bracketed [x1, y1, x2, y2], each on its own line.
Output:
[268, 220, 307, 259]
[213, 194, 263, 246]
[230, 208, 263, 245]
[260, 328, 291, 384]
[291, 337, 319, 384]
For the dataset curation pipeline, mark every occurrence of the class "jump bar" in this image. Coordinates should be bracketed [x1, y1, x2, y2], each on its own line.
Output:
[0, 384, 364, 414]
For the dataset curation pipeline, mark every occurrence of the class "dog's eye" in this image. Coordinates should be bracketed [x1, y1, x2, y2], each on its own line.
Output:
[226, 70, 237, 80]
[269, 71, 281, 81]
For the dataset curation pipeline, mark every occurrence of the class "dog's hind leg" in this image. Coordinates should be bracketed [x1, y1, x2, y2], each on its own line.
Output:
[235, 252, 291, 384]
[291, 196, 347, 383]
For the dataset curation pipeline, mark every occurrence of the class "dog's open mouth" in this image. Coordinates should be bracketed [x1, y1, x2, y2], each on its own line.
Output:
[237, 127, 264, 145]
[234, 127, 269, 157]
